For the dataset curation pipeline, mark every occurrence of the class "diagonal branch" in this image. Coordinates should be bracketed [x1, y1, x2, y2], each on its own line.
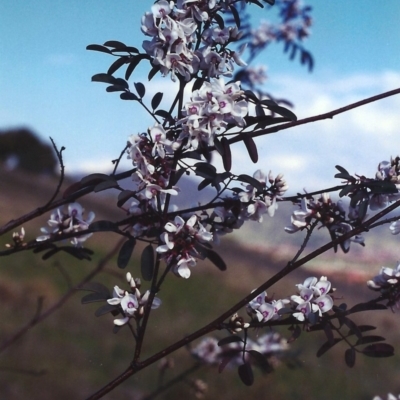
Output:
[86, 197, 400, 400]
[228, 87, 400, 145]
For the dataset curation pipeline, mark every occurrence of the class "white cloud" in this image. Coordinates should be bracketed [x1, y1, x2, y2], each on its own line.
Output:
[45, 53, 78, 66]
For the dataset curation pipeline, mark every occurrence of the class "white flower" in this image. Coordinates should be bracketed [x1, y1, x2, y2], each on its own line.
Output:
[390, 220, 400, 235]
[285, 198, 312, 233]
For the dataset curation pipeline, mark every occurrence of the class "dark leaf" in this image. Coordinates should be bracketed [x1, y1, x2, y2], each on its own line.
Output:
[42, 248, 60, 260]
[89, 220, 117, 232]
[244, 90, 259, 103]
[255, 103, 265, 117]
[94, 179, 119, 193]
[81, 292, 109, 304]
[113, 325, 123, 334]
[238, 363, 254, 386]
[335, 165, 350, 176]
[289, 43, 297, 60]
[218, 336, 243, 346]
[151, 92, 163, 110]
[170, 168, 186, 186]
[259, 99, 278, 107]
[348, 325, 376, 335]
[323, 323, 335, 345]
[219, 356, 234, 373]
[148, 65, 160, 81]
[95, 303, 118, 317]
[181, 150, 203, 160]
[277, 307, 293, 316]
[252, 0, 264, 6]
[248, 350, 273, 373]
[117, 190, 135, 207]
[113, 46, 139, 54]
[267, 105, 297, 121]
[263, 0, 275, 4]
[192, 77, 204, 92]
[78, 282, 110, 295]
[91, 73, 116, 84]
[301, 50, 314, 72]
[117, 238, 136, 269]
[206, 248, 227, 271]
[237, 174, 264, 192]
[154, 109, 175, 124]
[349, 303, 387, 314]
[362, 343, 394, 358]
[103, 40, 126, 48]
[134, 82, 146, 98]
[63, 181, 82, 198]
[114, 78, 129, 89]
[335, 172, 354, 181]
[198, 178, 212, 191]
[80, 173, 111, 186]
[125, 57, 142, 80]
[214, 137, 224, 156]
[120, 92, 139, 101]
[195, 162, 217, 179]
[343, 318, 362, 339]
[308, 311, 319, 326]
[229, 5, 240, 28]
[345, 348, 356, 368]
[243, 135, 258, 163]
[358, 198, 369, 220]
[221, 137, 232, 172]
[339, 184, 355, 197]
[356, 335, 386, 346]
[61, 247, 92, 260]
[106, 85, 127, 93]
[213, 12, 225, 29]
[107, 57, 127, 75]
[141, 244, 154, 281]
[86, 44, 112, 54]
[316, 338, 342, 357]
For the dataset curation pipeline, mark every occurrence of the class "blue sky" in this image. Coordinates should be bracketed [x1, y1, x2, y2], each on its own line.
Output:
[1, 0, 400, 193]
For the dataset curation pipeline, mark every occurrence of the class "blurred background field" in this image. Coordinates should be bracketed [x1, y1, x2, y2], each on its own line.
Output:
[1, 163, 400, 400]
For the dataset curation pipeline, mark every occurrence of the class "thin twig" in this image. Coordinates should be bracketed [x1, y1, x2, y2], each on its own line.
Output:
[0, 238, 123, 355]
[142, 363, 202, 400]
[111, 144, 129, 175]
[42, 138, 65, 209]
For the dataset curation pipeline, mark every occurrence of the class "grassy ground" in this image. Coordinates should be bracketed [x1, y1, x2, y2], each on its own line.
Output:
[1, 168, 400, 399]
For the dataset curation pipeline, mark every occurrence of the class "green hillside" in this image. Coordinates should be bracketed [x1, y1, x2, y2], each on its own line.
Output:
[1, 167, 400, 400]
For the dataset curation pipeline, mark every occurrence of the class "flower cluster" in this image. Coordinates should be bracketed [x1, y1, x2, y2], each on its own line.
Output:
[156, 214, 213, 278]
[290, 276, 334, 322]
[238, 169, 288, 221]
[367, 262, 400, 291]
[141, 0, 246, 82]
[191, 332, 288, 366]
[126, 127, 179, 234]
[285, 192, 365, 252]
[36, 202, 95, 247]
[249, 0, 312, 53]
[5, 227, 26, 249]
[285, 193, 343, 233]
[370, 158, 400, 211]
[107, 273, 161, 326]
[247, 276, 334, 324]
[178, 77, 248, 149]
